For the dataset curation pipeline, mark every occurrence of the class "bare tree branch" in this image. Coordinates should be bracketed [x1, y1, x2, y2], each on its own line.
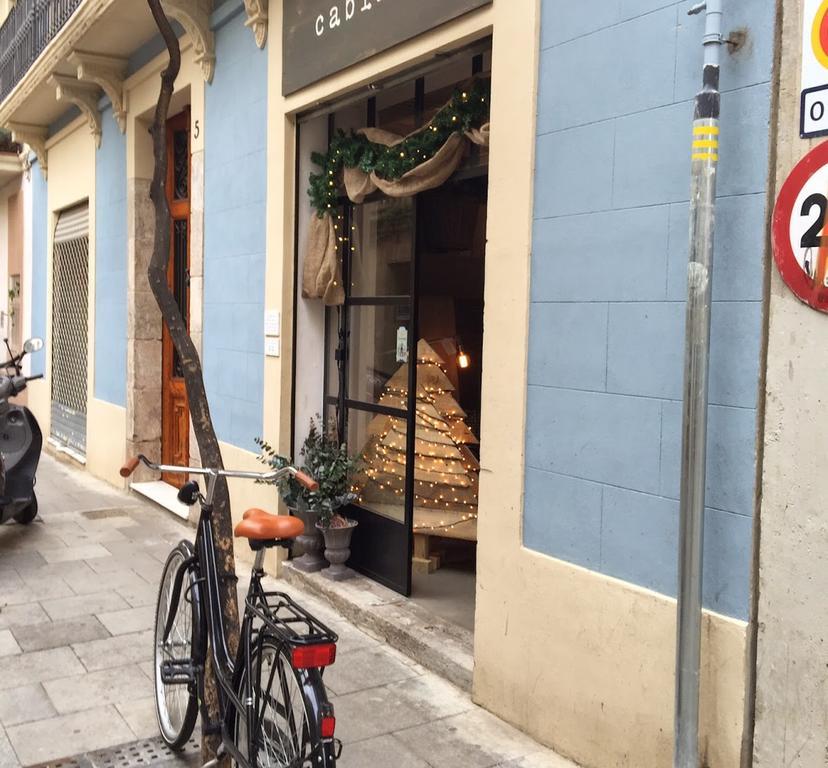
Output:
[145, 2, 240, 764]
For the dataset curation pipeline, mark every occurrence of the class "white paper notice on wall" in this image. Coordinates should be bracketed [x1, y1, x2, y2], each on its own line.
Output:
[396, 326, 408, 363]
[265, 337, 281, 358]
[801, 0, 828, 138]
[264, 310, 281, 337]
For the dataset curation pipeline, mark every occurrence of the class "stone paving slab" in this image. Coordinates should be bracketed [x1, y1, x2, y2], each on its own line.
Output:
[0, 647, 85, 691]
[0, 685, 57, 727]
[5, 706, 135, 766]
[71, 629, 154, 672]
[43, 664, 151, 715]
[0, 630, 21, 657]
[0, 454, 577, 768]
[11, 616, 109, 653]
[0, 602, 49, 630]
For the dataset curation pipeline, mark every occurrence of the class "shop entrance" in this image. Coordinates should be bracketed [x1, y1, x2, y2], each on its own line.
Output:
[299, 46, 490, 630]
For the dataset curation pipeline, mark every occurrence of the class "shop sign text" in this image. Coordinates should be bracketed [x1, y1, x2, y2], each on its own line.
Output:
[282, 0, 492, 95]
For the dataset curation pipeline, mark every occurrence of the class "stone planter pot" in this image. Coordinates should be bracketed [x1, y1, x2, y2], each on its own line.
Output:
[317, 519, 358, 581]
[291, 507, 327, 573]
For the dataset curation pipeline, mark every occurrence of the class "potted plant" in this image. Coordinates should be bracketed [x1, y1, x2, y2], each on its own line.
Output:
[255, 437, 326, 573]
[302, 417, 360, 581]
[256, 417, 360, 578]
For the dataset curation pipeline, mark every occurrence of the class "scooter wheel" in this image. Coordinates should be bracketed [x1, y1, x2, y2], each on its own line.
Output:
[13, 494, 37, 525]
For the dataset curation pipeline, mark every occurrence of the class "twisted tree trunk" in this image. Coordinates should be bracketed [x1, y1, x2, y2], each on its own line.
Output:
[145, 2, 239, 764]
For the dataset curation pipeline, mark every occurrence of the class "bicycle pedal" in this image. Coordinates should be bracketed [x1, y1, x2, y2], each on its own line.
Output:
[160, 658, 196, 685]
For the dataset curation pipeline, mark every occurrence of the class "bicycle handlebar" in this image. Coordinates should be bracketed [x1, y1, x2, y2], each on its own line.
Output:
[119, 454, 319, 492]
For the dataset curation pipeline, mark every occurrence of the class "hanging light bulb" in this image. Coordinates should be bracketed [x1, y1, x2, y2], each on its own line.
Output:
[456, 338, 471, 370]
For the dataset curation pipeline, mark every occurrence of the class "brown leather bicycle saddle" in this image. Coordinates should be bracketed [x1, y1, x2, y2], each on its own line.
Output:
[234, 508, 304, 541]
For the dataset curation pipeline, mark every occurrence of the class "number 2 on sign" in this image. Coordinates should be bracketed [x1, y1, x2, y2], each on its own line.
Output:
[800, 192, 828, 248]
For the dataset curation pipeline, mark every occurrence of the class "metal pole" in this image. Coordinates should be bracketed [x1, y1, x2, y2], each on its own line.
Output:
[675, 3, 724, 767]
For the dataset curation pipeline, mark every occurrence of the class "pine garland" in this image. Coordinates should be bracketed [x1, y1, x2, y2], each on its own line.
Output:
[308, 78, 491, 217]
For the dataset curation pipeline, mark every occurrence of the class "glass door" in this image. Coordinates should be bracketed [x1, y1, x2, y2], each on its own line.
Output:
[325, 196, 417, 595]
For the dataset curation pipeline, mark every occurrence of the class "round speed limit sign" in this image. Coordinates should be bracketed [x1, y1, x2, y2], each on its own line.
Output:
[773, 140, 828, 311]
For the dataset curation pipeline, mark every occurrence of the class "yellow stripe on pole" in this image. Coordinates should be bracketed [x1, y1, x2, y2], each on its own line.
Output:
[691, 153, 718, 162]
[693, 125, 720, 135]
[692, 139, 719, 149]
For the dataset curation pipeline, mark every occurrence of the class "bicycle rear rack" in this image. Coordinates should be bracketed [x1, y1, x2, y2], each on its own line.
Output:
[246, 588, 339, 647]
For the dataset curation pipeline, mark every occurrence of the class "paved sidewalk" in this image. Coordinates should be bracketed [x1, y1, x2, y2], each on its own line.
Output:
[0, 455, 576, 768]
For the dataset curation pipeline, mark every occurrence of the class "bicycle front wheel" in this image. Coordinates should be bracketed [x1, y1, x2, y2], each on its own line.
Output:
[235, 639, 330, 767]
[154, 542, 199, 750]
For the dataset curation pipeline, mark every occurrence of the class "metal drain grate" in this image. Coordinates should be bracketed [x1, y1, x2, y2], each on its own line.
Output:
[29, 735, 201, 768]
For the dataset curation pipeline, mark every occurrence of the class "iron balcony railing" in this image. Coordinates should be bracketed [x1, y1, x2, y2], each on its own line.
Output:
[0, 0, 82, 104]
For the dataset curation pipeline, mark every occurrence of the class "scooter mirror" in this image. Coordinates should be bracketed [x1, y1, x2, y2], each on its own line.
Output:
[23, 338, 43, 354]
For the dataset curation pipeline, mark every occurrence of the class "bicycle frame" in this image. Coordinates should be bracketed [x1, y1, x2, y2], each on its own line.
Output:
[141, 459, 336, 768]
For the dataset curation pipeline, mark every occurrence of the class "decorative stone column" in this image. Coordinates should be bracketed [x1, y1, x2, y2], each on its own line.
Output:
[126, 177, 163, 482]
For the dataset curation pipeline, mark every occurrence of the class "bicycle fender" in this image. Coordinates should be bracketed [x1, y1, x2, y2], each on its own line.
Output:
[299, 667, 338, 767]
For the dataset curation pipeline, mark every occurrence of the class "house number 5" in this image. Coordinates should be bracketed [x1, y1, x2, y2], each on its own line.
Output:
[193, 120, 200, 139]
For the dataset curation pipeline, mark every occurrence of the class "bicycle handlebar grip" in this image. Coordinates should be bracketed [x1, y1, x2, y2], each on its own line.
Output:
[294, 470, 319, 492]
[26, 374, 44, 381]
[120, 456, 141, 478]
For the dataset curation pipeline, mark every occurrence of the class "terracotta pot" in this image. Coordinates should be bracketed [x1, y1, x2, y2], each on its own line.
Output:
[291, 507, 327, 573]
[317, 520, 358, 581]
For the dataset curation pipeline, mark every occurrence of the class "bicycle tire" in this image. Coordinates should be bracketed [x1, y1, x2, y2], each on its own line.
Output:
[154, 541, 199, 750]
[235, 637, 335, 767]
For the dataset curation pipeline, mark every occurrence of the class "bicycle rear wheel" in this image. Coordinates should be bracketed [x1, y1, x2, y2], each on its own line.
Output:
[154, 542, 199, 750]
[235, 639, 329, 767]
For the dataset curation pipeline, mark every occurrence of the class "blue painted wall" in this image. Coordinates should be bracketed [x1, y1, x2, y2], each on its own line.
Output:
[524, 0, 775, 620]
[203, 7, 267, 451]
[94, 107, 128, 407]
[31, 161, 47, 377]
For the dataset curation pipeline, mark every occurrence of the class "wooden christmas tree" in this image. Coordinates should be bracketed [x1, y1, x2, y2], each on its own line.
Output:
[355, 340, 479, 528]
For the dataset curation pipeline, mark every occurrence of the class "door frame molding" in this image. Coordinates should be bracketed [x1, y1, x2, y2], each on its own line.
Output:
[125, 96, 205, 484]
[160, 108, 192, 486]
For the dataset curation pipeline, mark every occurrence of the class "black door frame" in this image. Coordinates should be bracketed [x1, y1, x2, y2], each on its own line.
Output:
[320, 192, 419, 596]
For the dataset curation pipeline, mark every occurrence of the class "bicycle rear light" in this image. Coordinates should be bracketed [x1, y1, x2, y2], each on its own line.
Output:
[321, 716, 336, 739]
[291, 642, 337, 669]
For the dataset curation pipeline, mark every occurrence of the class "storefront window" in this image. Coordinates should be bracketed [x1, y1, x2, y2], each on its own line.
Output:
[350, 198, 414, 297]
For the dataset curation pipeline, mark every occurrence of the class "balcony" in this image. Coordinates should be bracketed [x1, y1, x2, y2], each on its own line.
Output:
[0, 0, 82, 104]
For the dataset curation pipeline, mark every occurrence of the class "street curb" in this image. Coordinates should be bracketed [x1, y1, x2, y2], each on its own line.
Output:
[281, 562, 474, 692]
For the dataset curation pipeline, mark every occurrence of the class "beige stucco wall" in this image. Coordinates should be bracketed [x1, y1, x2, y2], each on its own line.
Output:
[86, 398, 126, 482]
[28, 119, 95, 460]
[753, 1, 828, 765]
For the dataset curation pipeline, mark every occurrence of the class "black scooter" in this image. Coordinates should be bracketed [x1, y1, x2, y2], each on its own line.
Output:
[0, 337, 44, 525]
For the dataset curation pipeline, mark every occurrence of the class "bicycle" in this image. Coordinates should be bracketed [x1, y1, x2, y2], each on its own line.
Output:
[120, 455, 342, 768]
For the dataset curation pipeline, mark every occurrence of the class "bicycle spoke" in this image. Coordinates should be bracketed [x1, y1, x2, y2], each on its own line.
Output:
[241, 646, 312, 768]
[154, 551, 196, 749]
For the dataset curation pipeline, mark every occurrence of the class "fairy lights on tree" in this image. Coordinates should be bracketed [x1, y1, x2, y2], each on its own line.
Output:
[354, 340, 479, 532]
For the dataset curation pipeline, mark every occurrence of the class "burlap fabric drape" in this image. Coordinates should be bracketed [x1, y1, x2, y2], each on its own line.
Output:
[302, 116, 490, 306]
[301, 212, 344, 305]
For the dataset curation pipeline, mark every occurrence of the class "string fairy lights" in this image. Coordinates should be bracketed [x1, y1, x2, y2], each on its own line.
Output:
[352, 340, 480, 532]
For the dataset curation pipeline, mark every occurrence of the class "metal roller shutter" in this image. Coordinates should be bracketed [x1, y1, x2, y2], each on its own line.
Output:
[50, 203, 89, 457]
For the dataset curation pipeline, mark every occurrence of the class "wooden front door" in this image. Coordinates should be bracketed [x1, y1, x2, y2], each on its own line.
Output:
[161, 110, 191, 487]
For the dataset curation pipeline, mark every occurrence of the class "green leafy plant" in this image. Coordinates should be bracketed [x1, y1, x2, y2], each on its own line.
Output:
[256, 416, 360, 528]
[308, 78, 491, 217]
[254, 438, 310, 511]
